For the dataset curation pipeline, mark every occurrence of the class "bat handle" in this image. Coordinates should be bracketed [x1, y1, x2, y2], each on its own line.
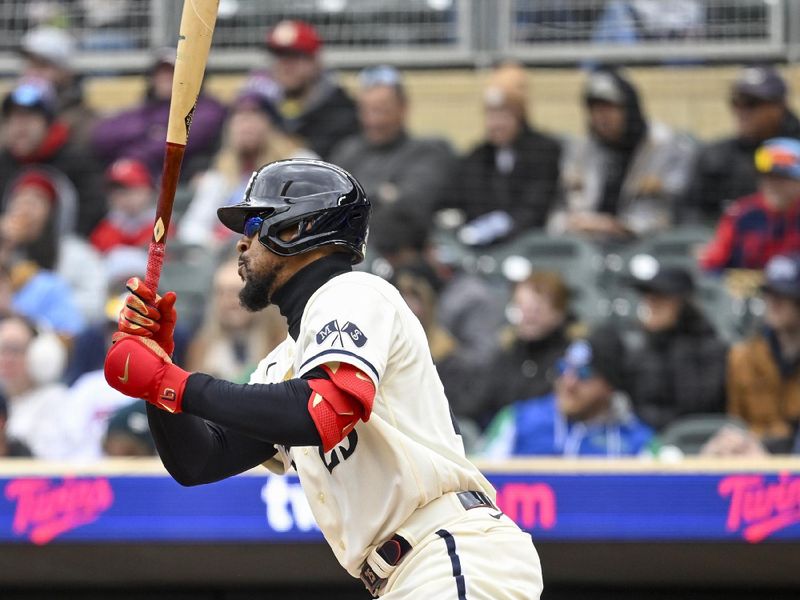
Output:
[145, 241, 166, 291]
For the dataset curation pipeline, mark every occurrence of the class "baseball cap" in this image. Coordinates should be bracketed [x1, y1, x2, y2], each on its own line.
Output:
[628, 256, 695, 296]
[2, 78, 57, 121]
[106, 158, 153, 189]
[104, 401, 156, 455]
[760, 253, 800, 299]
[19, 26, 76, 70]
[732, 66, 787, 103]
[265, 20, 321, 56]
[559, 326, 626, 390]
[754, 137, 800, 181]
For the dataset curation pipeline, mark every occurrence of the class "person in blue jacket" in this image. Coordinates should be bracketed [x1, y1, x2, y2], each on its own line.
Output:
[481, 326, 653, 458]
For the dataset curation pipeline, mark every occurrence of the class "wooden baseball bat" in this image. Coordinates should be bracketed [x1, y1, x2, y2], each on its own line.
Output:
[145, 0, 219, 290]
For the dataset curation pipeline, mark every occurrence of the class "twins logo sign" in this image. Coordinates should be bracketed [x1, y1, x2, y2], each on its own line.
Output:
[316, 320, 367, 348]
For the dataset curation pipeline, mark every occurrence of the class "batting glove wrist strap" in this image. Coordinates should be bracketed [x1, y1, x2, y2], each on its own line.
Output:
[104, 335, 189, 413]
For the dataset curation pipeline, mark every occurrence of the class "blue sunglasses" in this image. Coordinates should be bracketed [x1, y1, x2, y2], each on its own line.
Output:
[556, 359, 594, 381]
[243, 215, 265, 239]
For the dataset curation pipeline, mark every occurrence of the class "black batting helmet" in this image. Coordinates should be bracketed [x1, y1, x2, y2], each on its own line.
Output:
[217, 159, 371, 263]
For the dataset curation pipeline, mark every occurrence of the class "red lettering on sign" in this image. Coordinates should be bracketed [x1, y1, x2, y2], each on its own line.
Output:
[496, 483, 556, 530]
[718, 472, 800, 543]
[4, 477, 114, 545]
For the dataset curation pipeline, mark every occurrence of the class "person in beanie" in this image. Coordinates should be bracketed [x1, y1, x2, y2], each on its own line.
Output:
[625, 263, 728, 431]
[250, 20, 358, 159]
[684, 66, 800, 224]
[481, 327, 653, 458]
[439, 61, 562, 245]
[701, 137, 800, 271]
[727, 253, 800, 452]
[551, 66, 696, 242]
[90, 158, 157, 253]
[103, 401, 156, 457]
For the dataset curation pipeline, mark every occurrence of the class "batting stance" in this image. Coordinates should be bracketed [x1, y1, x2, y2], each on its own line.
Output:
[105, 159, 543, 598]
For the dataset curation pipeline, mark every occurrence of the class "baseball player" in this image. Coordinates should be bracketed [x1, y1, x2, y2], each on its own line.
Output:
[104, 159, 543, 598]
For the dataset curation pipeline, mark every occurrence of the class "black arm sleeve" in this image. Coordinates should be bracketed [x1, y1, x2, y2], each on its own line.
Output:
[146, 373, 323, 487]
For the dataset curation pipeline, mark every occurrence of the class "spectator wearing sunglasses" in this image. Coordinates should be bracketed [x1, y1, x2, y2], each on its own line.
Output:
[683, 66, 800, 225]
[480, 327, 653, 458]
[329, 65, 455, 254]
[700, 137, 800, 271]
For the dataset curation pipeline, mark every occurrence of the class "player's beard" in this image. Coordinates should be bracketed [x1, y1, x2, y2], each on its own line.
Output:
[239, 263, 280, 312]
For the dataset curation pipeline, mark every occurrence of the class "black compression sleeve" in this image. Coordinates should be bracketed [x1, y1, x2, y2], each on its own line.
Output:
[181, 373, 322, 448]
[146, 403, 279, 486]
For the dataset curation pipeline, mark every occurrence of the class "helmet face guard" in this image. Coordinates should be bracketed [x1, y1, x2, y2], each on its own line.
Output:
[217, 159, 371, 263]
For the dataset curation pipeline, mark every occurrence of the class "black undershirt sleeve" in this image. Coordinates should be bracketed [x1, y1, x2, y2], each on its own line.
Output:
[146, 372, 324, 486]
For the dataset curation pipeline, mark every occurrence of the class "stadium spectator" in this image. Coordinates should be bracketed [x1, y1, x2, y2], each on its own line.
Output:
[438, 62, 561, 245]
[0, 389, 32, 457]
[475, 270, 573, 428]
[371, 214, 504, 370]
[256, 19, 358, 159]
[0, 315, 77, 459]
[700, 137, 800, 271]
[330, 65, 454, 241]
[103, 401, 156, 457]
[684, 66, 800, 224]
[480, 328, 653, 458]
[91, 48, 226, 182]
[625, 263, 727, 431]
[551, 66, 696, 243]
[18, 26, 96, 150]
[90, 158, 156, 253]
[0, 78, 105, 236]
[178, 86, 316, 248]
[0, 167, 106, 325]
[185, 257, 287, 383]
[390, 260, 482, 444]
[0, 258, 84, 338]
[727, 253, 800, 452]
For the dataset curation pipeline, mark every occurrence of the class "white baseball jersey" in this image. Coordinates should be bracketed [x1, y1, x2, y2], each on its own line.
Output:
[249, 271, 495, 577]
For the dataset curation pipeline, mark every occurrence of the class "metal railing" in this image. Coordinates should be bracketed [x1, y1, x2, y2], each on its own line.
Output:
[0, 0, 793, 74]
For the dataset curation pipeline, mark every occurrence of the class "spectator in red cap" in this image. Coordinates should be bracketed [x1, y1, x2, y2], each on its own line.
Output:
[91, 48, 226, 182]
[90, 158, 158, 254]
[0, 167, 106, 327]
[253, 19, 358, 159]
[0, 78, 105, 237]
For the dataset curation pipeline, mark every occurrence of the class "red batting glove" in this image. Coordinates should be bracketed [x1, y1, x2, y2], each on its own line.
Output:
[118, 277, 178, 356]
[104, 335, 190, 413]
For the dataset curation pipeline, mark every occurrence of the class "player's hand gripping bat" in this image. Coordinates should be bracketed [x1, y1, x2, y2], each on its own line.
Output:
[145, 0, 219, 290]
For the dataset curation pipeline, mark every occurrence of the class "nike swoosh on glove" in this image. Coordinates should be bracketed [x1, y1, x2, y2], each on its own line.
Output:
[105, 334, 190, 413]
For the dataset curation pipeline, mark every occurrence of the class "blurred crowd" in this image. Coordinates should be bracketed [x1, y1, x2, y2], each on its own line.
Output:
[1, 18, 800, 462]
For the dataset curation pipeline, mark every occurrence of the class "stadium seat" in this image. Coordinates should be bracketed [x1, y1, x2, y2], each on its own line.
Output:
[657, 414, 750, 456]
[159, 241, 218, 330]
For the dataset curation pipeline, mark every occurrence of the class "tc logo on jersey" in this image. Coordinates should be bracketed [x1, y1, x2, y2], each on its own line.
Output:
[316, 320, 368, 348]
